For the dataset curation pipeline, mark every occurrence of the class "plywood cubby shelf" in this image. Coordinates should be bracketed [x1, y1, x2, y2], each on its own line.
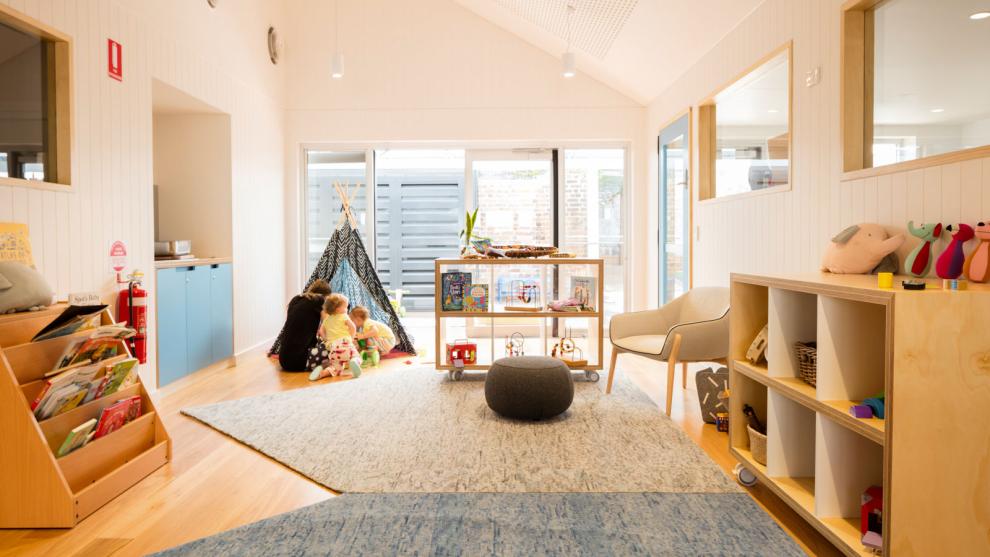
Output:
[729, 273, 990, 556]
[0, 305, 171, 528]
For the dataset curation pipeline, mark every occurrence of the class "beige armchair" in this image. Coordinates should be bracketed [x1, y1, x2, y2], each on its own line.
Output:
[606, 287, 730, 415]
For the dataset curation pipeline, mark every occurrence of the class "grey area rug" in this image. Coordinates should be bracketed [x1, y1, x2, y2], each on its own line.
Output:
[153, 492, 804, 556]
[181, 368, 739, 493]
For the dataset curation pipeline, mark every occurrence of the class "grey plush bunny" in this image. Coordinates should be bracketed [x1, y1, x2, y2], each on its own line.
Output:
[0, 261, 54, 314]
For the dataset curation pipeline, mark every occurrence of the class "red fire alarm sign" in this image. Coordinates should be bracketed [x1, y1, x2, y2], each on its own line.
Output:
[108, 39, 122, 81]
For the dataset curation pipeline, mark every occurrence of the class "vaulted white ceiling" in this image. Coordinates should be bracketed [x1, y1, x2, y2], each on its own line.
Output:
[454, 0, 765, 104]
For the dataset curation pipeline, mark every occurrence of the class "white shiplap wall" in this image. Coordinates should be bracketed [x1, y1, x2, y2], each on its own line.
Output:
[0, 0, 287, 387]
[645, 0, 990, 299]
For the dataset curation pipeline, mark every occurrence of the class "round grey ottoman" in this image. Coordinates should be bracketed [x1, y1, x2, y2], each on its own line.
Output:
[485, 356, 574, 420]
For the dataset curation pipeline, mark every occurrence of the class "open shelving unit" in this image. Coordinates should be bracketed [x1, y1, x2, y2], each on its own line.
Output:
[434, 258, 604, 378]
[0, 305, 171, 528]
[729, 273, 990, 556]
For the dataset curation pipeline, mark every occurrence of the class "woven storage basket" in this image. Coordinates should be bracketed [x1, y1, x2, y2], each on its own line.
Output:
[747, 425, 767, 465]
[794, 341, 817, 387]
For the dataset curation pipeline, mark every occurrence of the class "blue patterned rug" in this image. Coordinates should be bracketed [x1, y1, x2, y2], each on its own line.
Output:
[154, 492, 804, 556]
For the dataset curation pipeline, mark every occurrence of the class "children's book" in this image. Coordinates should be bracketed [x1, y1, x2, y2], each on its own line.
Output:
[462, 284, 489, 312]
[97, 358, 138, 398]
[32, 362, 106, 420]
[571, 276, 597, 310]
[56, 418, 98, 457]
[66, 337, 120, 368]
[32, 305, 107, 342]
[93, 396, 142, 440]
[441, 272, 472, 311]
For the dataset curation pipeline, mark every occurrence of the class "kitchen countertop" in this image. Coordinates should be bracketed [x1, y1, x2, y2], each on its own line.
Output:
[154, 257, 232, 269]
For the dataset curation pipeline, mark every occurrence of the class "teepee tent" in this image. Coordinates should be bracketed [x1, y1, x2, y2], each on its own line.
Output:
[270, 182, 416, 356]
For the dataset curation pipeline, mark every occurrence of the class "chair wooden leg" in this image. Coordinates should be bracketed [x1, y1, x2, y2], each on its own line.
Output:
[664, 334, 683, 416]
[682, 362, 688, 389]
[606, 347, 619, 394]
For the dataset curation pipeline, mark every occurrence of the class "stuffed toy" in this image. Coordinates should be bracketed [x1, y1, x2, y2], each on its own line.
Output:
[0, 261, 54, 314]
[822, 224, 904, 275]
[904, 221, 942, 278]
[935, 223, 974, 280]
[965, 221, 990, 283]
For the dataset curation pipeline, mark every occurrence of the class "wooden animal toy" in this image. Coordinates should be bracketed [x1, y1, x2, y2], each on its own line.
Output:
[935, 223, 974, 279]
[822, 223, 904, 274]
[904, 221, 942, 278]
[965, 221, 990, 283]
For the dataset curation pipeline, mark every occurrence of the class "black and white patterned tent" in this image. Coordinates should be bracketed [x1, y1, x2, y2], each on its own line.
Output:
[270, 183, 415, 356]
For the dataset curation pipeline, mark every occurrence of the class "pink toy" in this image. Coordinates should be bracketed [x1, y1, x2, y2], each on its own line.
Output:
[822, 224, 904, 274]
[965, 221, 990, 283]
[935, 223, 974, 279]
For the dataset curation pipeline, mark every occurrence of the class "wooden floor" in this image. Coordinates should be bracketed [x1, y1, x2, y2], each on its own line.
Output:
[0, 320, 840, 557]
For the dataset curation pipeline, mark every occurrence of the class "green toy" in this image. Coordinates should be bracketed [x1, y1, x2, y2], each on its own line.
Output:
[361, 348, 380, 367]
[904, 221, 942, 278]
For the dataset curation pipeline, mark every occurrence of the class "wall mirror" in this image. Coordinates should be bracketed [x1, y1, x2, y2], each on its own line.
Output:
[698, 44, 791, 201]
[0, 5, 72, 189]
[842, 0, 990, 177]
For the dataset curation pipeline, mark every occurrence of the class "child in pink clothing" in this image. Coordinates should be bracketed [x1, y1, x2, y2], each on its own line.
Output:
[307, 293, 363, 381]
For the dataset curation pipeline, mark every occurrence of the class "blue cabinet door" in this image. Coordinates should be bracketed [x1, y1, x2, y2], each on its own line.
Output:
[157, 268, 188, 386]
[185, 265, 213, 374]
[210, 264, 234, 361]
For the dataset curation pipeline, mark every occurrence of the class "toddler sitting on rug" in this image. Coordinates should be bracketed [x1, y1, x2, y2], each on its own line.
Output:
[308, 293, 363, 381]
[349, 306, 397, 356]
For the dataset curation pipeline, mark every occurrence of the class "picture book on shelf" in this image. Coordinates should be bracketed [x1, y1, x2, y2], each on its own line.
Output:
[32, 357, 138, 421]
[441, 272, 472, 311]
[571, 276, 597, 310]
[93, 396, 142, 440]
[31, 305, 107, 342]
[462, 284, 489, 312]
[50, 325, 134, 374]
[56, 418, 97, 457]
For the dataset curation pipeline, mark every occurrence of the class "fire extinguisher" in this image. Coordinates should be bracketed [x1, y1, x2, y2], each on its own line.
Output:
[117, 270, 148, 364]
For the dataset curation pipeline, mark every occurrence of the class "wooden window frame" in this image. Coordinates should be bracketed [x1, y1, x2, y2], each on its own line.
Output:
[697, 41, 793, 204]
[0, 4, 73, 192]
[841, 0, 990, 181]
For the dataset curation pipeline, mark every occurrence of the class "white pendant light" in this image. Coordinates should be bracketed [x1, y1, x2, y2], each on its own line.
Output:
[331, 0, 344, 79]
[562, 3, 576, 78]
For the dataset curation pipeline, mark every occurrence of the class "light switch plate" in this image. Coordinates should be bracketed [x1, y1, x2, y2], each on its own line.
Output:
[805, 67, 821, 87]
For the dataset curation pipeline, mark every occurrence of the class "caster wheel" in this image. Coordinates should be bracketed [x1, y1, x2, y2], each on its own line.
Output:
[449, 369, 464, 381]
[734, 463, 758, 487]
[585, 370, 600, 382]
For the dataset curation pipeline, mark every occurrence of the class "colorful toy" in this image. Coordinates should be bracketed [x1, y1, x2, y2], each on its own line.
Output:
[551, 327, 587, 368]
[863, 395, 885, 419]
[904, 221, 942, 278]
[505, 280, 541, 312]
[849, 405, 873, 419]
[715, 412, 730, 433]
[822, 223, 904, 274]
[935, 223, 974, 279]
[504, 332, 525, 357]
[965, 221, 990, 282]
[860, 486, 883, 547]
[445, 340, 477, 366]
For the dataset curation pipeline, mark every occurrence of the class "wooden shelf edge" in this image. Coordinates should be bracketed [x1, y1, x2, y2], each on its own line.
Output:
[57, 411, 158, 492]
[732, 448, 872, 557]
[73, 440, 168, 523]
[437, 311, 601, 318]
[732, 360, 884, 445]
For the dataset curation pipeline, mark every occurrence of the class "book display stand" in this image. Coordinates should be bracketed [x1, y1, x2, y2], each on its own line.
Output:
[0, 305, 171, 528]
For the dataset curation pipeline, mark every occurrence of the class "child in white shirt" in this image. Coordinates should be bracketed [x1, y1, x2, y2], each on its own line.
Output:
[349, 306, 397, 355]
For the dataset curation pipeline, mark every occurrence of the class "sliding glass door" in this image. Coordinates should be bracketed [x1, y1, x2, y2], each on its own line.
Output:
[466, 150, 554, 246]
[659, 115, 690, 304]
[375, 149, 465, 311]
[560, 148, 625, 320]
[303, 150, 371, 278]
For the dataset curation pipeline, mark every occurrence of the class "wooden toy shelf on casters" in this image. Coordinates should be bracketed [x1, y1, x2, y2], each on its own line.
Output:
[728, 273, 990, 557]
[434, 258, 605, 381]
[0, 305, 171, 528]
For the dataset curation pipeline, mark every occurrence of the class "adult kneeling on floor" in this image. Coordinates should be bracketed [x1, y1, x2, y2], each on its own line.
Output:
[276, 280, 332, 371]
